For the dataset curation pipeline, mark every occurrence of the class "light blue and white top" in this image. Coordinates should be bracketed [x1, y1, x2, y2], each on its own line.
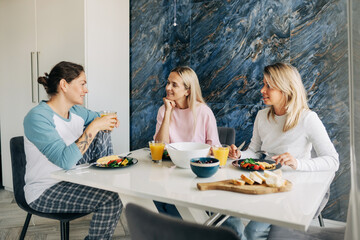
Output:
[23, 101, 99, 204]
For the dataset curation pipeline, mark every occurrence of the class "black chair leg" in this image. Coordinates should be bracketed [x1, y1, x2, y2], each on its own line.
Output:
[60, 221, 70, 240]
[19, 213, 32, 240]
[318, 213, 325, 227]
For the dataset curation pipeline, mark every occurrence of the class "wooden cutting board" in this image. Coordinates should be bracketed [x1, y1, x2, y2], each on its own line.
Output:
[197, 179, 292, 195]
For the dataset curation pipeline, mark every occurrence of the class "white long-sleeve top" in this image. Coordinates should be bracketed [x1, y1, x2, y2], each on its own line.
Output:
[241, 108, 339, 171]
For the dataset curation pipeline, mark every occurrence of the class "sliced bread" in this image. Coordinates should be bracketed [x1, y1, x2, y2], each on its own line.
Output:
[241, 174, 254, 185]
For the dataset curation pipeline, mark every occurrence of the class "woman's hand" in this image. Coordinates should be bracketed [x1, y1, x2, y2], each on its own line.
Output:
[163, 97, 176, 113]
[272, 152, 298, 170]
[229, 144, 241, 159]
[92, 114, 118, 132]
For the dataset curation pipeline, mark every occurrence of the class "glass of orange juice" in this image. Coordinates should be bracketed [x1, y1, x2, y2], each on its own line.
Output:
[149, 141, 165, 163]
[100, 110, 117, 133]
[212, 144, 230, 168]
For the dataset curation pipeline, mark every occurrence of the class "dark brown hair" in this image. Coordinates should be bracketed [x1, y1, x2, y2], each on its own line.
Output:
[38, 61, 84, 96]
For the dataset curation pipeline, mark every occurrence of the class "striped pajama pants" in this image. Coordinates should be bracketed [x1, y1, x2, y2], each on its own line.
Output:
[29, 131, 122, 240]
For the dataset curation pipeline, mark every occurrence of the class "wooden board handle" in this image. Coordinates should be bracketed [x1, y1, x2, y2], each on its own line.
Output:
[197, 180, 231, 191]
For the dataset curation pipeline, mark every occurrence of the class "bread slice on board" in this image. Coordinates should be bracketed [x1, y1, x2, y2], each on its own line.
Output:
[241, 174, 254, 185]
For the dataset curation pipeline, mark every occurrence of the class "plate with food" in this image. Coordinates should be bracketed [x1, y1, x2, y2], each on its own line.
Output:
[93, 155, 138, 169]
[232, 158, 281, 171]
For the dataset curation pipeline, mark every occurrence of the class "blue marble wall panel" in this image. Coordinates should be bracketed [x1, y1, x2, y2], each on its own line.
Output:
[130, 100, 163, 149]
[290, 0, 349, 221]
[130, 1, 191, 146]
[130, 0, 349, 222]
[190, 0, 291, 106]
[130, 3, 191, 101]
[290, 0, 348, 109]
[313, 106, 350, 220]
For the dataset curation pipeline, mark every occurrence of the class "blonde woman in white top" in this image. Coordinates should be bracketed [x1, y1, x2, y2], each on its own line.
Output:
[223, 63, 339, 240]
[229, 63, 339, 171]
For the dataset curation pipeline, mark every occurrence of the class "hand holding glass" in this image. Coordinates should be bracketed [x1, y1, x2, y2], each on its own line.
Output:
[100, 110, 117, 133]
[149, 141, 165, 163]
[212, 144, 230, 168]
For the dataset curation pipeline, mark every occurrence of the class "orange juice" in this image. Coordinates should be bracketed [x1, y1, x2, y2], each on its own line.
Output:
[101, 114, 117, 129]
[100, 111, 117, 132]
[213, 145, 230, 167]
[149, 141, 165, 162]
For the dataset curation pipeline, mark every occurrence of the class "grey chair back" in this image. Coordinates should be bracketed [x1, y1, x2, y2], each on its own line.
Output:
[217, 127, 235, 145]
[125, 203, 240, 240]
[10, 136, 28, 211]
[10, 136, 89, 240]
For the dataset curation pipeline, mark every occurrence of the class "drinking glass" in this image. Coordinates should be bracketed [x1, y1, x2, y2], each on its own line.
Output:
[100, 110, 117, 133]
[212, 144, 230, 168]
[149, 141, 165, 163]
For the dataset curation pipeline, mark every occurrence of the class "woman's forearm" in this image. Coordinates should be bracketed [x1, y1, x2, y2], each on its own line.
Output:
[75, 123, 100, 154]
[155, 111, 171, 143]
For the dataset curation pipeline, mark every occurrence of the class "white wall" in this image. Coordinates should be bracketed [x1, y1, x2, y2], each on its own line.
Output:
[85, 0, 130, 154]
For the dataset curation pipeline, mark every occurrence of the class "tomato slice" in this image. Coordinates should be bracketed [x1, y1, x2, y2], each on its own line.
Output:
[108, 160, 116, 165]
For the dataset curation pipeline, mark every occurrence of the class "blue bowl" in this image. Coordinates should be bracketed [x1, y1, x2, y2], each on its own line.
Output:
[190, 157, 219, 178]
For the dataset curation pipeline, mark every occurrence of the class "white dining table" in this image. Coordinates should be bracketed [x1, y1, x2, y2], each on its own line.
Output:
[51, 148, 335, 231]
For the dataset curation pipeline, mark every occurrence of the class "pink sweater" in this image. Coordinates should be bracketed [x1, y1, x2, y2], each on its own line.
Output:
[154, 103, 220, 145]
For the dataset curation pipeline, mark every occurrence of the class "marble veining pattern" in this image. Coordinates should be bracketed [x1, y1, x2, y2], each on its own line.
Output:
[130, 0, 349, 222]
[290, 0, 349, 221]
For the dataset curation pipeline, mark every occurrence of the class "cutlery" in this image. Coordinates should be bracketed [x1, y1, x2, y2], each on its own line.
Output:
[65, 162, 98, 172]
[231, 141, 245, 160]
[256, 150, 270, 159]
[237, 141, 246, 151]
[119, 152, 132, 158]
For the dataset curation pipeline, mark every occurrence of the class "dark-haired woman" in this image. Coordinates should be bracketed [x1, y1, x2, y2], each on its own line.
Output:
[23, 61, 121, 240]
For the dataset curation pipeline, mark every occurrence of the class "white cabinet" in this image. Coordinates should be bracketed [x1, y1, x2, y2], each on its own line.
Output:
[36, 0, 85, 101]
[0, 0, 129, 190]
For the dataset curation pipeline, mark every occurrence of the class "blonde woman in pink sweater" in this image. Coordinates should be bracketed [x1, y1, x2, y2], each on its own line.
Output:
[153, 66, 220, 217]
[154, 66, 220, 145]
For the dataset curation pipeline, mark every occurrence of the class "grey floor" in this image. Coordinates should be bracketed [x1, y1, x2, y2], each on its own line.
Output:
[0, 188, 131, 240]
[0, 188, 346, 240]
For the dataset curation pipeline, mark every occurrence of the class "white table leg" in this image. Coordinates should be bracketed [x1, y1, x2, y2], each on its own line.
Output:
[175, 206, 210, 224]
[120, 195, 158, 212]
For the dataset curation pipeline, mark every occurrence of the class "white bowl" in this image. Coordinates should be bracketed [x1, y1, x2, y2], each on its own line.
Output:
[167, 142, 211, 169]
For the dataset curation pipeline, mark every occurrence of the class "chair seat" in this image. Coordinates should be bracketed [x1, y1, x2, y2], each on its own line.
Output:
[18, 203, 89, 222]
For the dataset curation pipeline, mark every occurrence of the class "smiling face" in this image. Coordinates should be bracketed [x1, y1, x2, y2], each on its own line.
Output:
[65, 71, 88, 105]
[260, 75, 285, 109]
[165, 72, 189, 103]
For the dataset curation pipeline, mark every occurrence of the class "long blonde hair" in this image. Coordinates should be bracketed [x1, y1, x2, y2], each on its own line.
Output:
[170, 66, 206, 128]
[263, 63, 309, 132]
